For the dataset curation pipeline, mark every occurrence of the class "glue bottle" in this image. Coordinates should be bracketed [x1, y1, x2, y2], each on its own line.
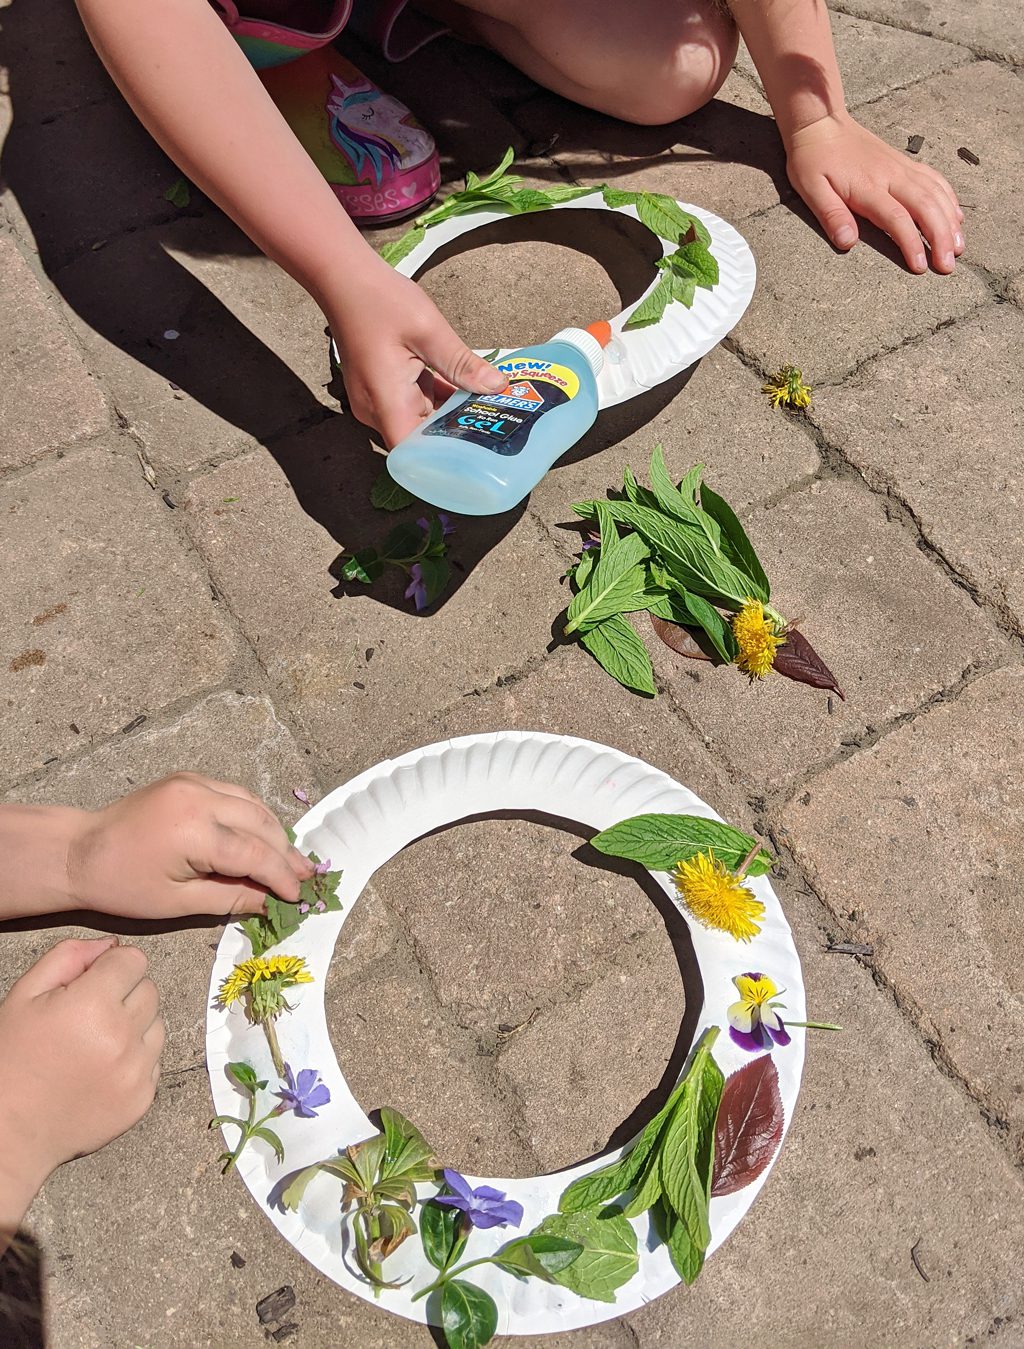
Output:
[385, 322, 610, 516]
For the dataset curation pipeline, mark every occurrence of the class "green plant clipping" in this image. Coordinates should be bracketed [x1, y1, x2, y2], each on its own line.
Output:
[533, 1207, 639, 1302]
[238, 830, 343, 958]
[591, 813, 774, 876]
[370, 469, 417, 512]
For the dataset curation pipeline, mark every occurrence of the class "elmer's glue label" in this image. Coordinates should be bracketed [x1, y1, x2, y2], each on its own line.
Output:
[385, 325, 608, 517]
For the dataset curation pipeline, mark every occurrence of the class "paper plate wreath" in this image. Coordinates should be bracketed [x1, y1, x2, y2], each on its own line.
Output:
[329, 150, 756, 410]
[207, 732, 826, 1341]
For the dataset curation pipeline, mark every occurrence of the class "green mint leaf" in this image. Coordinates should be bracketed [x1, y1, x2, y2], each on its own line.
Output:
[164, 177, 191, 209]
[624, 274, 673, 330]
[564, 529, 650, 634]
[570, 547, 597, 590]
[539, 184, 601, 204]
[370, 469, 417, 512]
[226, 1061, 260, 1096]
[441, 1279, 499, 1349]
[653, 1197, 704, 1285]
[668, 271, 696, 308]
[601, 187, 704, 245]
[622, 466, 660, 511]
[477, 146, 516, 189]
[580, 613, 656, 697]
[420, 1200, 464, 1272]
[380, 223, 425, 267]
[251, 1126, 285, 1165]
[534, 1207, 639, 1303]
[698, 482, 770, 603]
[658, 1034, 724, 1253]
[342, 549, 383, 584]
[669, 588, 739, 663]
[647, 446, 721, 546]
[620, 1149, 664, 1218]
[493, 1234, 582, 1282]
[659, 240, 719, 292]
[590, 813, 773, 875]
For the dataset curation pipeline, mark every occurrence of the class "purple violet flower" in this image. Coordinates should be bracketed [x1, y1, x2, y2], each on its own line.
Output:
[314, 900, 326, 913]
[275, 1064, 331, 1119]
[298, 902, 310, 915]
[418, 513, 455, 538]
[405, 563, 428, 612]
[314, 857, 332, 875]
[434, 1169, 524, 1230]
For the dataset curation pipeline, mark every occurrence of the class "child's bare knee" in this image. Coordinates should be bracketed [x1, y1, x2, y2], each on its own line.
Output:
[611, 9, 739, 126]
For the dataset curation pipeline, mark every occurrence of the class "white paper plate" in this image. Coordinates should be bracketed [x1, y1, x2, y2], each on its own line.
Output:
[207, 731, 803, 1335]
[332, 196, 755, 409]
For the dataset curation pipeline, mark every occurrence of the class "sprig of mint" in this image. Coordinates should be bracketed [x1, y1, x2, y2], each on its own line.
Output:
[559, 1027, 724, 1286]
[379, 148, 716, 338]
[563, 446, 780, 695]
[239, 828, 343, 958]
[590, 812, 774, 876]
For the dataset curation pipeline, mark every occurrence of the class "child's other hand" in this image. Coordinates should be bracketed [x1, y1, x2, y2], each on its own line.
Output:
[785, 114, 964, 274]
[67, 773, 314, 919]
[0, 938, 164, 1189]
[327, 258, 506, 447]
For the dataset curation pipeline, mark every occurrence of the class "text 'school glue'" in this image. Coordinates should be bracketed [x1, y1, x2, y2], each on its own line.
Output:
[385, 322, 611, 516]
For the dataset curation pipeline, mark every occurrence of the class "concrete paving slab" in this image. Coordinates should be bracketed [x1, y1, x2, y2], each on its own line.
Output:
[736, 11, 974, 110]
[653, 477, 1007, 795]
[811, 302, 1024, 635]
[783, 665, 1024, 1160]
[0, 446, 236, 785]
[854, 61, 1024, 285]
[730, 201, 990, 383]
[830, 0, 1024, 65]
[183, 426, 575, 781]
[0, 235, 107, 473]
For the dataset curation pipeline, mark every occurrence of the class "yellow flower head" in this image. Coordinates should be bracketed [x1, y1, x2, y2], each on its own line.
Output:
[763, 364, 812, 410]
[732, 599, 785, 679]
[673, 850, 765, 942]
[218, 953, 314, 1007]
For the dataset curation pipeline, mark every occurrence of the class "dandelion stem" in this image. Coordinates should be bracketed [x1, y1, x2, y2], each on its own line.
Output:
[262, 1017, 285, 1078]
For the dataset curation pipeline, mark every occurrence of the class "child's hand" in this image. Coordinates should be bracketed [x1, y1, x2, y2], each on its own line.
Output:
[67, 773, 314, 920]
[327, 257, 506, 447]
[0, 938, 164, 1196]
[785, 113, 964, 274]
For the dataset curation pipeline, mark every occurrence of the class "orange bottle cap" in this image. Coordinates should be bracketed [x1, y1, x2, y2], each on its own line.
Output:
[585, 320, 613, 348]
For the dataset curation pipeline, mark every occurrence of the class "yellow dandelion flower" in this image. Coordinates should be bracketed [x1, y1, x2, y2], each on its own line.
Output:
[732, 599, 785, 679]
[763, 365, 811, 410]
[673, 850, 765, 942]
[217, 953, 313, 1007]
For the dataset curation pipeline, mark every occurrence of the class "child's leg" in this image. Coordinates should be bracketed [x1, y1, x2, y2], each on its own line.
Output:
[420, 0, 738, 126]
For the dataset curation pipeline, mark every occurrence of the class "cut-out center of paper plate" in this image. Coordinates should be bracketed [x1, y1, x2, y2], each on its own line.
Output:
[413, 209, 661, 349]
[325, 811, 703, 1177]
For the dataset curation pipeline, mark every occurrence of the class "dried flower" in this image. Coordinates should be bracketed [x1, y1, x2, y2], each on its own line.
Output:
[405, 562, 428, 612]
[727, 973, 791, 1052]
[434, 1168, 524, 1229]
[732, 599, 785, 680]
[275, 1064, 331, 1119]
[763, 365, 811, 410]
[673, 850, 765, 942]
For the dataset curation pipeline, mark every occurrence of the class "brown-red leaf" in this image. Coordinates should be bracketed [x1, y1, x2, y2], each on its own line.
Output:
[711, 1055, 785, 1197]
[649, 615, 716, 663]
[773, 627, 844, 699]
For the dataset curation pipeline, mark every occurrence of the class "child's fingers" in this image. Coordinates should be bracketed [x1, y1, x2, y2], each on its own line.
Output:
[124, 977, 160, 1032]
[900, 186, 958, 272]
[418, 367, 459, 409]
[205, 825, 303, 903]
[78, 944, 150, 1001]
[798, 173, 860, 250]
[183, 875, 277, 916]
[211, 796, 301, 870]
[376, 383, 435, 449]
[855, 190, 927, 273]
[14, 936, 119, 997]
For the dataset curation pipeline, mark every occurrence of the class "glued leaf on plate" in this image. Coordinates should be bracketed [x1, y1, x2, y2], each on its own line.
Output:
[711, 1055, 785, 1197]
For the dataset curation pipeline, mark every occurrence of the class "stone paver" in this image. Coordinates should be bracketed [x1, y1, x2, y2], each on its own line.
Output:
[0, 446, 236, 784]
[783, 666, 1024, 1161]
[855, 62, 1024, 285]
[514, 71, 789, 224]
[731, 202, 990, 383]
[652, 476, 1007, 794]
[624, 894, 1024, 1347]
[0, 235, 107, 472]
[183, 424, 576, 779]
[530, 343, 820, 526]
[55, 214, 332, 476]
[736, 11, 974, 110]
[831, 0, 1024, 65]
[813, 303, 1024, 634]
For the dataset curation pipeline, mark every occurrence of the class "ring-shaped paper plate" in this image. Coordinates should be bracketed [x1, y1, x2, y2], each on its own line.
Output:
[332, 197, 756, 409]
[207, 731, 804, 1335]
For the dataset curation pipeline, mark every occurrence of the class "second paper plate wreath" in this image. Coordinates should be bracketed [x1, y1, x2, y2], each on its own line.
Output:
[206, 732, 838, 1342]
